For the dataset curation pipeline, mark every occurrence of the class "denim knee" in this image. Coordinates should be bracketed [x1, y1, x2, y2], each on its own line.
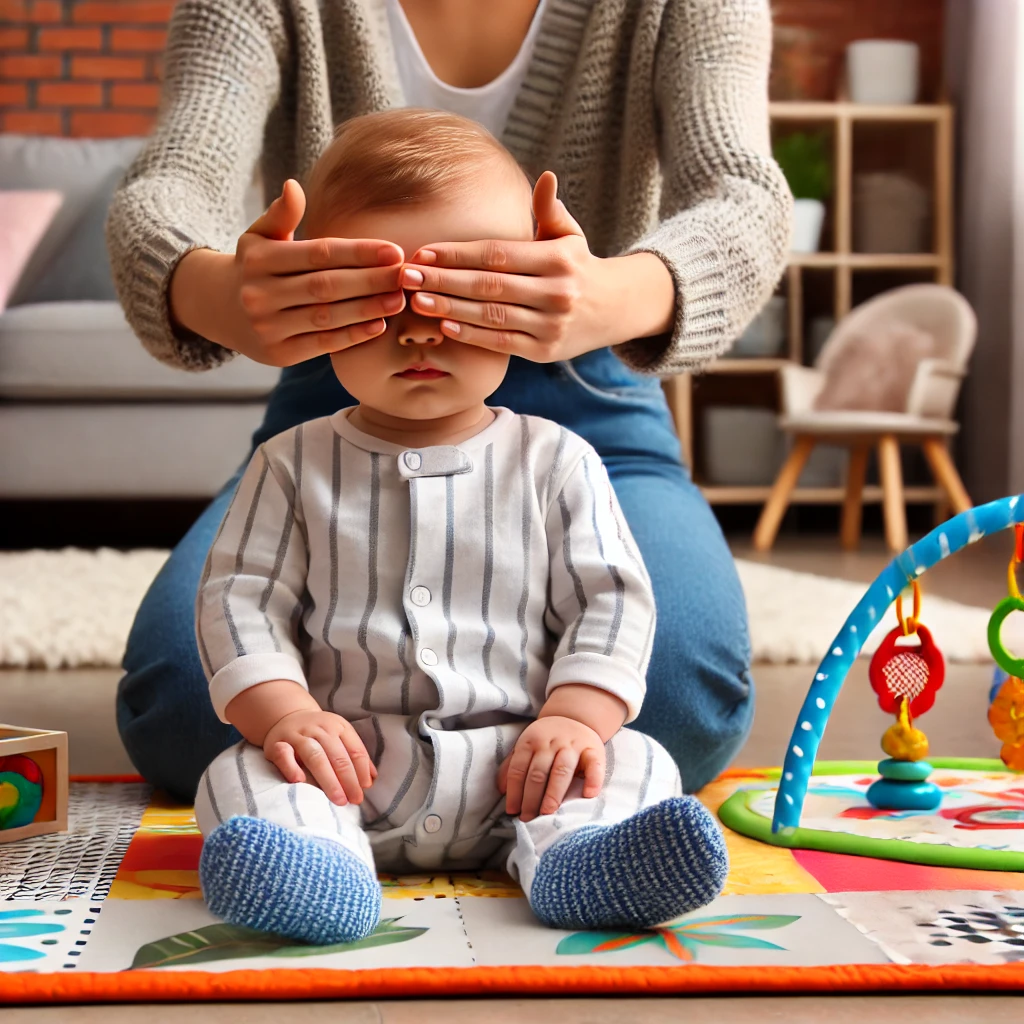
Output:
[609, 461, 755, 792]
[117, 478, 242, 802]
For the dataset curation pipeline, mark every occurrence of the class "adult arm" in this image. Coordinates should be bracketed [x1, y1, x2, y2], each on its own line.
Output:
[106, 0, 287, 371]
[617, 0, 793, 374]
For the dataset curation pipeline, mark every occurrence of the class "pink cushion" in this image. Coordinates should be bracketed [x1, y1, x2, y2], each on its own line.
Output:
[0, 191, 64, 313]
[814, 321, 937, 413]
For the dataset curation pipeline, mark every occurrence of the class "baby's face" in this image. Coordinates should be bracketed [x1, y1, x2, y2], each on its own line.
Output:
[320, 180, 533, 422]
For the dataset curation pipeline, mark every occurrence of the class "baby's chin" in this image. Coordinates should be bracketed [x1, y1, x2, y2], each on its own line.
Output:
[341, 382, 480, 422]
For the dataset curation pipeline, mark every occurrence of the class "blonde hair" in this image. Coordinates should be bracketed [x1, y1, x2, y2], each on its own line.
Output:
[303, 108, 528, 231]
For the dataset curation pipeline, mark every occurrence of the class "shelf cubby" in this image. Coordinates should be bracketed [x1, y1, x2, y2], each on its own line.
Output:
[665, 100, 955, 509]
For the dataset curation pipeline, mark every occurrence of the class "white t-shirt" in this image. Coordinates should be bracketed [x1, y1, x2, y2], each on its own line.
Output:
[385, 0, 548, 138]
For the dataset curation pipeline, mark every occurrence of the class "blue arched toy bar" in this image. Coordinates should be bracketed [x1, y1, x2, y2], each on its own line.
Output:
[772, 494, 1024, 834]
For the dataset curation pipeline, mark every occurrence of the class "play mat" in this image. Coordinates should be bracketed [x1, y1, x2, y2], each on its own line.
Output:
[2, 770, 1024, 1003]
[6, 500, 1024, 1000]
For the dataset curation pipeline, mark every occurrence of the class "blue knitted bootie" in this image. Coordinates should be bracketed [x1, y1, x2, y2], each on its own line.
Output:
[529, 796, 729, 930]
[199, 816, 382, 945]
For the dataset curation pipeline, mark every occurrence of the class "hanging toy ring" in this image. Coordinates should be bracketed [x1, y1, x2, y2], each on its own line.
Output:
[988, 547, 1024, 678]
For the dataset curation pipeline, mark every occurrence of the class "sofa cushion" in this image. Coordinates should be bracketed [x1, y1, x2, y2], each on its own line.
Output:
[0, 301, 280, 399]
[0, 135, 146, 306]
[0, 402, 266, 498]
[0, 191, 63, 311]
[18, 167, 122, 304]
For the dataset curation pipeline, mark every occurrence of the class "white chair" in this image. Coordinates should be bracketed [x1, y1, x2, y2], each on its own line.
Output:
[753, 284, 977, 552]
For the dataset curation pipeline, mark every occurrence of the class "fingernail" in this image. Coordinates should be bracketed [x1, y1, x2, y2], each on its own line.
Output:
[364, 319, 386, 336]
[378, 244, 399, 264]
[415, 249, 437, 265]
[441, 319, 460, 335]
[383, 291, 404, 313]
[416, 294, 435, 311]
[402, 267, 424, 286]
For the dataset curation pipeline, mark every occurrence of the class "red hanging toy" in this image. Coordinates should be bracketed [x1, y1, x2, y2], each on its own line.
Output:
[869, 580, 946, 718]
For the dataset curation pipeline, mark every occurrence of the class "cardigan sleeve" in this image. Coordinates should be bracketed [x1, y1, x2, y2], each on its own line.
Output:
[543, 448, 655, 723]
[616, 0, 793, 375]
[105, 0, 285, 372]
[196, 440, 311, 723]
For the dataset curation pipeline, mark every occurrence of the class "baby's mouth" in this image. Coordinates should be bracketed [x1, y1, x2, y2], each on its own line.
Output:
[396, 364, 450, 380]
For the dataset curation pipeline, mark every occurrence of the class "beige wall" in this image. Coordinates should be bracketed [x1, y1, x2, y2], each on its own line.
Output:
[1011, 0, 1024, 493]
[946, 0, 1021, 501]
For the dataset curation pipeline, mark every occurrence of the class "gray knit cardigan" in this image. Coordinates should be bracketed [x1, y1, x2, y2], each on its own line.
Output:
[106, 0, 792, 375]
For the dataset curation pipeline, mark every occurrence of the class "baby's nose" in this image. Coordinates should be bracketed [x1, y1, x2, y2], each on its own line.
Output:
[396, 311, 442, 347]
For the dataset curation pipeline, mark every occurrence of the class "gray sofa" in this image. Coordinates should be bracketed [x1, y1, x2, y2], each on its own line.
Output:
[0, 134, 280, 498]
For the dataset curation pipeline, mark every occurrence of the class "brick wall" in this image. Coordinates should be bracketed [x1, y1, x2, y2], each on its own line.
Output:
[1, 0, 945, 138]
[0, 0, 176, 136]
[772, 0, 945, 102]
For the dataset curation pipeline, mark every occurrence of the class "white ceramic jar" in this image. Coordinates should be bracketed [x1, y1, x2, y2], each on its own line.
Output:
[791, 198, 826, 253]
[847, 40, 920, 105]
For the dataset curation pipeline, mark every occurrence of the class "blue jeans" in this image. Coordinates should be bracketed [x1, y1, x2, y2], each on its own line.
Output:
[117, 349, 754, 801]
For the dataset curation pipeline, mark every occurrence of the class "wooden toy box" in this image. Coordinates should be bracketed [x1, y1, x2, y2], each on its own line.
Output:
[0, 724, 69, 843]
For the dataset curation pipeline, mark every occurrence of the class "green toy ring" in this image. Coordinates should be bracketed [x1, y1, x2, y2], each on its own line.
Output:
[988, 595, 1024, 677]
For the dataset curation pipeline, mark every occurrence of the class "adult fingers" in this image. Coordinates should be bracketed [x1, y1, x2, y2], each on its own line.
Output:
[401, 263, 569, 314]
[263, 290, 404, 345]
[532, 170, 585, 242]
[538, 747, 581, 817]
[579, 746, 606, 800]
[246, 178, 306, 242]
[266, 741, 305, 784]
[244, 234, 405, 278]
[408, 291, 548, 338]
[436, 320, 538, 358]
[267, 262, 405, 311]
[405, 239, 570, 280]
[519, 748, 556, 823]
[278, 318, 389, 363]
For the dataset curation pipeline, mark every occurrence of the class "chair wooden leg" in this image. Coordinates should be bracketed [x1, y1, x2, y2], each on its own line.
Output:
[841, 445, 870, 551]
[922, 437, 972, 514]
[753, 436, 816, 552]
[877, 435, 908, 552]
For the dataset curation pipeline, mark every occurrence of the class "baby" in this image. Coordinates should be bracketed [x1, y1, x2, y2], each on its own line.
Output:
[193, 109, 728, 945]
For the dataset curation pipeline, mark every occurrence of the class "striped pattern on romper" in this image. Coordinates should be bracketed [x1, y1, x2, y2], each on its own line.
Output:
[195, 406, 656, 864]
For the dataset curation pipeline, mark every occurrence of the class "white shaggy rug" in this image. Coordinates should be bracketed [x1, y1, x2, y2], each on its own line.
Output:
[0, 548, 1015, 670]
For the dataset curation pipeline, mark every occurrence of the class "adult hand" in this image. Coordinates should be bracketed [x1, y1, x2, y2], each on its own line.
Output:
[398, 171, 675, 361]
[170, 179, 406, 366]
[498, 716, 606, 823]
[262, 708, 378, 806]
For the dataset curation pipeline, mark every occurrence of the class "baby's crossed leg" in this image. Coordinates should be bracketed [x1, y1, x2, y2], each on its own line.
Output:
[195, 741, 380, 946]
[511, 727, 728, 930]
[195, 740, 373, 868]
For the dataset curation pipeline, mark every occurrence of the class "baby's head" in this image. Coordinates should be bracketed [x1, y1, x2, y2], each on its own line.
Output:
[303, 109, 534, 423]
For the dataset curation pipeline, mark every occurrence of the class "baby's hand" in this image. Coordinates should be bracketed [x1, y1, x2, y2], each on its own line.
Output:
[498, 717, 605, 823]
[263, 709, 377, 806]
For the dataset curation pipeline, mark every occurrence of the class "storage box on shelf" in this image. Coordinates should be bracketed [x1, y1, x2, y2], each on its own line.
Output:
[663, 100, 954, 510]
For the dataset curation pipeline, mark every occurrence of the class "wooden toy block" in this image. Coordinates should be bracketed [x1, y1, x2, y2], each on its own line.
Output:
[0, 724, 69, 843]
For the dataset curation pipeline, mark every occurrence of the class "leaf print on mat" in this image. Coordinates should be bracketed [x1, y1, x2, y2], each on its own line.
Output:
[129, 917, 427, 969]
[555, 913, 800, 963]
[0, 908, 67, 963]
